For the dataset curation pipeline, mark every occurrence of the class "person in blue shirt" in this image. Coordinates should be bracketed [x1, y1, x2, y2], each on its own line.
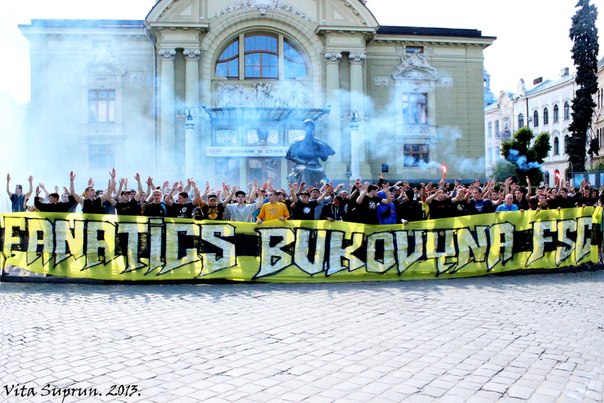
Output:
[495, 194, 520, 212]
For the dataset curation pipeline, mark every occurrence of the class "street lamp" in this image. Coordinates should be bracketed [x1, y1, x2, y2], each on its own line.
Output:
[342, 110, 364, 181]
[177, 106, 203, 177]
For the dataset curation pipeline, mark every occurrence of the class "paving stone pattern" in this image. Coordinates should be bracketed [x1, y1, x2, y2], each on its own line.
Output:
[1, 270, 603, 402]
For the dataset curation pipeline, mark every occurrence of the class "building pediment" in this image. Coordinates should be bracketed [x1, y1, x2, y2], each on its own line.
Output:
[147, 0, 378, 30]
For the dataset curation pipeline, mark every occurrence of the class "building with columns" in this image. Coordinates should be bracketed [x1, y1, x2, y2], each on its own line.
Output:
[20, 0, 494, 187]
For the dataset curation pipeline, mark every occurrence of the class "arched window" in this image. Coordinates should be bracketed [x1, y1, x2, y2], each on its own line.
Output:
[216, 33, 308, 80]
[518, 113, 524, 128]
[244, 34, 278, 78]
[554, 137, 559, 155]
[563, 101, 570, 120]
[564, 135, 570, 154]
[553, 104, 559, 123]
[533, 110, 539, 127]
[543, 107, 549, 125]
[216, 39, 239, 79]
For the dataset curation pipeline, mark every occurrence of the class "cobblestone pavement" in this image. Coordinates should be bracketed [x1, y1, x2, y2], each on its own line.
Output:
[1, 270, 603, 403]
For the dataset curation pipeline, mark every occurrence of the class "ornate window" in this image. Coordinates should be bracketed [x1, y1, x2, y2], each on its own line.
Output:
[88, 90, 115, 123]
[216, 33, 308, 80]
[543, 107, 549, 125]
[216, 40, 239, 79]
[554, 137, 559, 155]
[564, 136, 570, 154]
[553, 104, 559, 123]
[563, 102, 570, 120]
[518, 113, 525, 128]
[533, 110, 539, 127]
[401, 93, 428, 125]
[403, 144, 429, 167]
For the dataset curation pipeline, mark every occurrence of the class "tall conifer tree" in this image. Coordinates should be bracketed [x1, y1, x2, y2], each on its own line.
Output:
[568, 0, 599, 172]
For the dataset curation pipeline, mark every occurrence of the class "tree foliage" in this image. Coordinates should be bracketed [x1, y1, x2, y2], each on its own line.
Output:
[500, 127, 551, 185]
[492, 160, 516, 183]
[568, 0, 599, 172]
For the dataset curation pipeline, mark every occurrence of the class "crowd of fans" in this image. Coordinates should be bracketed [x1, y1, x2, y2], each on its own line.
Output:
[6, 170, 602, 224]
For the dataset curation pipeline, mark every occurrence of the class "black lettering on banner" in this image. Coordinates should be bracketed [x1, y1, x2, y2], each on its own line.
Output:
[0, 210, 599, 281]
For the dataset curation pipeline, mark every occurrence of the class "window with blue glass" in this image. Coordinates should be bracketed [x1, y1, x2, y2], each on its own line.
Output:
[215, 33, 308, 80]
[216, 40, 239, 79]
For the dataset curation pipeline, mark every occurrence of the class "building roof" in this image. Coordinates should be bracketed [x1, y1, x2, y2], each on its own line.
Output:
[377, 25, 492, 39]
[23, 19, 145, 28]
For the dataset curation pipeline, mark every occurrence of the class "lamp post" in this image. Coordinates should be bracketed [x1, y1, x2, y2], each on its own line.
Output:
[343, 110, 364, 181]
[177, 106, 203, 177]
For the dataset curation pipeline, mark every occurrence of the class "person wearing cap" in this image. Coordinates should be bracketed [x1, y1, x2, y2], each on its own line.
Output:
[224, 186, 264, 222]
[194, 188, 226, 221]
[6, 173, 33, 212]
[290, 186, 327, 220]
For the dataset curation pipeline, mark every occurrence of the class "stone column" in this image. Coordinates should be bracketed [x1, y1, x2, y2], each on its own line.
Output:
[159, 48, 176, 178]
[349, 52, 371, 180]
[324, 52, 347, 181]
[184, 48, 201, 178]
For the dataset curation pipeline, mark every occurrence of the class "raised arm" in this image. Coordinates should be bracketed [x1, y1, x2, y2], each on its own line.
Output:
[6, 173, 12, 198]
[70, 171, 84, 205]
[133, 173, 144, 202]
[24, 176, 34, 202]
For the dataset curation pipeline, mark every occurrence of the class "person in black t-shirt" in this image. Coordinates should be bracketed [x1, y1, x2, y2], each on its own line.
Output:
[354, 184, 383, 225]
[69, 170, 114, 215]
[34, 186, 77, 213]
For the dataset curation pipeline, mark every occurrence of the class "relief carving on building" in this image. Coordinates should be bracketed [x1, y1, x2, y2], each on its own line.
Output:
[214, 0, 311, 21]
[215, 81, 311, 108]
[87, 46, 126, 75]
[374, 76, 389, 86]
[391, 52, 439, 81]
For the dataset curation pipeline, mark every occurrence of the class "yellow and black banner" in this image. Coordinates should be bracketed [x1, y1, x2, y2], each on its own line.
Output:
[1, 207, 601, 282]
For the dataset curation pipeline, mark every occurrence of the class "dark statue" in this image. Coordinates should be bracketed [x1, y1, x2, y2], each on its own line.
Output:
[286, 119, 335, 186]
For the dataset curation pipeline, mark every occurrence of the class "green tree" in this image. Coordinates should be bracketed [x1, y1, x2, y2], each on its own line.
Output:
[568, 0, 599, 172]
[500, 127, 551, 186]
[492, 160, 516, 183]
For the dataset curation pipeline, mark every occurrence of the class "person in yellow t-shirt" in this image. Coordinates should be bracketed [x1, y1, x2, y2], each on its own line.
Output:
[256, 191, 290, 223]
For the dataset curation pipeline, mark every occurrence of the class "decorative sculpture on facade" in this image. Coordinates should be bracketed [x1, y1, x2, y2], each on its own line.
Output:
[286, 119, 335, 186]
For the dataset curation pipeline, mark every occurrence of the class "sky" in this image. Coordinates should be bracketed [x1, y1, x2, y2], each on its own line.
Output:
[0, 0, 602, 105]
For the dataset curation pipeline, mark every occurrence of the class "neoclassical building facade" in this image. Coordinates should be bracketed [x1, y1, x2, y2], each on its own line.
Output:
[486, 59, 604, 187]
[21, 0, 494, 187]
